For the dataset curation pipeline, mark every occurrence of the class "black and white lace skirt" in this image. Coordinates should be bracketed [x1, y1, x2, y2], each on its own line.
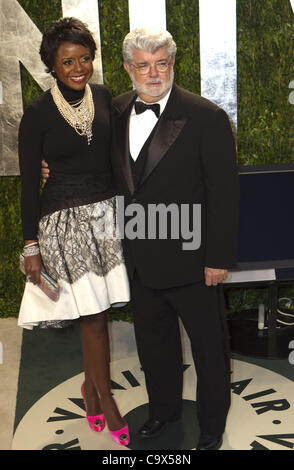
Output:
[18, 197, 130, 330]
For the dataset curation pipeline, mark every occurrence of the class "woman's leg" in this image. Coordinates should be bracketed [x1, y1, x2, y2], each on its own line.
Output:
[80, 312, 125, 430]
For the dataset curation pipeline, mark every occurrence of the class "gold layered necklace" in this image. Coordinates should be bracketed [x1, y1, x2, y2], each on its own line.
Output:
[51, 82, 95, 145]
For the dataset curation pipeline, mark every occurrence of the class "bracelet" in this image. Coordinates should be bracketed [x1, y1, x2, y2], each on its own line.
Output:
[24, 241, 39, 248]
[23, 245, 40, 257]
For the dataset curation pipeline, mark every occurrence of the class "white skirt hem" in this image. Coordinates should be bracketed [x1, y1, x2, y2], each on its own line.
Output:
[18, 266, 130, 330]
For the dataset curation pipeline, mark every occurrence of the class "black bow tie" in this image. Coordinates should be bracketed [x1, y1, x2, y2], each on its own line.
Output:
[134, 101, 160, 118]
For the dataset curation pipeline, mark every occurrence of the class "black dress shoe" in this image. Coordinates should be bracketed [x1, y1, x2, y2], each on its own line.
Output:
[197, 434, 223, 450]
[138, 418, 168, 438]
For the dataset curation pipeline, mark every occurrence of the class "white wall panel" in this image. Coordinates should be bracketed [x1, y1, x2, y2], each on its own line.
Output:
[128, 0, 166, 30]
[199, 0, 237, 129]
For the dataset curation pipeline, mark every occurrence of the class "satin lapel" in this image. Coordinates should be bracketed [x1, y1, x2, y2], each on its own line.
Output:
[115, 93, 136, 195]
[140, 85, 187, 187]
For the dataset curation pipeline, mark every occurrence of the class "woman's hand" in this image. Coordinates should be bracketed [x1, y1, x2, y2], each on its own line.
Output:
[41, 159, 50, 183]
[25, 254, 42, 285]
[24, 241, 42, 285]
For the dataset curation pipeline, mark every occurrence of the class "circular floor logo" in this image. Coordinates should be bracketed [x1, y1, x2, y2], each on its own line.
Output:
[12, 356, 294, 450]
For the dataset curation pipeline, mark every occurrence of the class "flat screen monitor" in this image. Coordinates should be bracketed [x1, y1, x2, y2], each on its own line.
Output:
[236, 163, 294, 270]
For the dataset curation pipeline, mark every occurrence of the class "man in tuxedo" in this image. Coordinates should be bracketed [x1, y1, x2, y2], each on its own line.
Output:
[111, 28, 239, 450]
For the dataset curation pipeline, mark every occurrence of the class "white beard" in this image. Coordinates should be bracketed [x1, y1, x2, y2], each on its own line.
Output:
[131, 69, 174, 100]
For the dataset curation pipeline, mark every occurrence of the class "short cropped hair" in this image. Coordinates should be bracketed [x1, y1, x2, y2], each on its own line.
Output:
[40, 17, 97, 74]
[122, 28, 177, 64]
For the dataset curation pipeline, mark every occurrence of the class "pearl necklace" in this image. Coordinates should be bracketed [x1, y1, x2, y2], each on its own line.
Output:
[51, 82, 95, 145]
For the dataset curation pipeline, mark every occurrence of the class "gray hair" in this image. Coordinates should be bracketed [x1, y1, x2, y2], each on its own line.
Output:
[122, 28, 177, 64]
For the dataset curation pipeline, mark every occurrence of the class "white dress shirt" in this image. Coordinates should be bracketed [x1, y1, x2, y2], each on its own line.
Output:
[129, 88, 172, 161]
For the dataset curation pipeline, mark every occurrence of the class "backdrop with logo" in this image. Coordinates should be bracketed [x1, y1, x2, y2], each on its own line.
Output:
[1, 0, 294, 318]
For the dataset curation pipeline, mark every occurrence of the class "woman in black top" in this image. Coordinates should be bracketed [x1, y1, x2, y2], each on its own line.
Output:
[18, 17, 130, 447]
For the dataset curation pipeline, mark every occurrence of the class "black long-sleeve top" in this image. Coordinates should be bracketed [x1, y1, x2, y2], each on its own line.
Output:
[18, 81, 116, 240]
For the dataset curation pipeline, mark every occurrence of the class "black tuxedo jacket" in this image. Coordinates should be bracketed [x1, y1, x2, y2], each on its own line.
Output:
[112, 84, 239, 288]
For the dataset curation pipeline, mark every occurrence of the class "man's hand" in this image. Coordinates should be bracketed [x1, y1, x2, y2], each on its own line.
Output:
[204, 267, 228, 287]
[41, 159, 50, 183]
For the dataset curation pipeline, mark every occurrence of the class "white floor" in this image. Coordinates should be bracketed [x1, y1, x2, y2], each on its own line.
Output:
[0, 317, 192, 450]
[0, 318, 140, 450]
[0, 318, 23, 450]
[2, 318, 294, 451]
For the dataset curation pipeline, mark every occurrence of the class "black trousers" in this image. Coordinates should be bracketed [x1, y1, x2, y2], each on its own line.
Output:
[130, 275, 231, 436]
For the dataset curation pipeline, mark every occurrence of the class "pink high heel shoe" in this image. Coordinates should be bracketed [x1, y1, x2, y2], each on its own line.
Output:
[107, 400, 130, 446]
[108, 422, 130, 446]
[81, 383, 105, 432]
